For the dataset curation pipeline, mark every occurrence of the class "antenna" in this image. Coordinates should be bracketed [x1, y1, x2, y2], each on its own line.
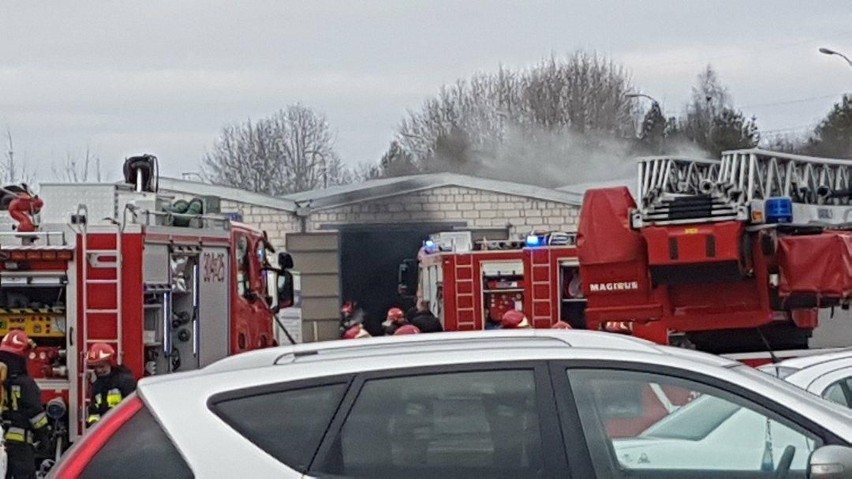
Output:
[756, 327, 780, 365]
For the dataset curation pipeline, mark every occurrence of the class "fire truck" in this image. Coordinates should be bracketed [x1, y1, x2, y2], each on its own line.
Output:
[579, 148, 852, 354]
[0, 155, 294, 469]
[401, 230, 586, 331]
[404, 149, 852, 356]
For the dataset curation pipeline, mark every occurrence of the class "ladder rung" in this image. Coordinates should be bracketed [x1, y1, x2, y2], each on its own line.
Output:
[85, 309, 118, 314]
[86, 279, 118, 284]
[85, 338, 118, 343]
[86, 250, 119, 255]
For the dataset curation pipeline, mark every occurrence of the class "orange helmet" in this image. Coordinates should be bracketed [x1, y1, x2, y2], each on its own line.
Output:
[386, 307, 405, 323]
[87, 343, 116, 367]
[551, 321, 573, 330]
[0, 330, 33, 357]
[394, 325, 421, 335]
[343, 325, 371, 340]
[501, 310, 530, 329]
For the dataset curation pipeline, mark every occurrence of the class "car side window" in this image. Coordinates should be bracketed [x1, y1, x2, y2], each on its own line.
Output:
[565, 369, 822, 478]
[211, 383, 347, 472]
[316, 369, 544, 479]
[823, 377, 852, 408]
[81, 406, 193, 479]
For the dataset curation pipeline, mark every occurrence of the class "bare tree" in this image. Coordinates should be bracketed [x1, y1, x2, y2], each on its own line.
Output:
[52, 147, 103, 182]
[388, 51, 639, 186]
[1, 129, 35, 185]
[202, 105, 350, 195]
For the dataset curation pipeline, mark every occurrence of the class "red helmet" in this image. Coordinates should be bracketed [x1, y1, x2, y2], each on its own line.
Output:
[87, 343, 117, 366]
[394, 325, 421, 335]
[386, 307, 405, 323]
[551, 321, 573, 330]
[0, 330, 33, 357]
[501, 310, 530, 329]
[341, 302, 354, 315]
[343, 325, 371, 340]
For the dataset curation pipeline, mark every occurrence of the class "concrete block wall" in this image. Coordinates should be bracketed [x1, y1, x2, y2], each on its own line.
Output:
[307, 186, 579, 234]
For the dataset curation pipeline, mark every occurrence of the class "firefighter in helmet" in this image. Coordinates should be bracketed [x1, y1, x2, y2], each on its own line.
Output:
[501, 310, 531, 329]
[343, 324, 371, 340]
[381, 307, 408, 336]
[85, 343, 137, 426]
[393, 324, 421, 335]
[0, 330, 48, 479]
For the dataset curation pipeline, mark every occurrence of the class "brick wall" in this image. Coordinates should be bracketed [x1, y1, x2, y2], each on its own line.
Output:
[307, 186, 579, 234]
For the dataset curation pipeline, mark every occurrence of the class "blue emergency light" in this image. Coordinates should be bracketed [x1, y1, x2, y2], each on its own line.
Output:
[526, 235, 541, 247]
[765, 197, 793, 224]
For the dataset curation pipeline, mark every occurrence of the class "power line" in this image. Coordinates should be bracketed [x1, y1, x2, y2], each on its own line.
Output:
[741, 93, 849, 109]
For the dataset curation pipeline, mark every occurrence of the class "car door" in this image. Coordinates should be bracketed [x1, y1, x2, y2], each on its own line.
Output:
[549, 361, 828, 479]
[310, 361, 568, 479]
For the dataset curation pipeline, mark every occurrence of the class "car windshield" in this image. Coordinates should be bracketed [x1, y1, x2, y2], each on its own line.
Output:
[641, 394, 739, 441]
[736, 365, 852, 418]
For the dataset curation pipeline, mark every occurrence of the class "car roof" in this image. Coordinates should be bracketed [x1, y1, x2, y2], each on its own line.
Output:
[774, 348, 852, 371]
[138, 330, 740, 387]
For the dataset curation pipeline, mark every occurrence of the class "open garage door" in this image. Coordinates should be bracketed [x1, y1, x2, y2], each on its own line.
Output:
[286, 232, 340, 342]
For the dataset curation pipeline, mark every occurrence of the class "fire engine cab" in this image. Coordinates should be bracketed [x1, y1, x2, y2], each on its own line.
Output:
[0, 155, 294, 469]
[401, 230, 586, 331]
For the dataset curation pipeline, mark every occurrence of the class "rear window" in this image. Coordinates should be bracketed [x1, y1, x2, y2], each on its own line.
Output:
[81, 406, 193, 479]
[211, 383, 347, 472]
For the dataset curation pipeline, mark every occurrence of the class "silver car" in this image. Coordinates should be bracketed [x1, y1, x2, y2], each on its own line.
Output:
[760, 349, 852, 409]
[50, 330, 852, 478]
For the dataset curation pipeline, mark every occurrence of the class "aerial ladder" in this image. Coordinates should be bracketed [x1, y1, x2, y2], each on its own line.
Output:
[579, 148, 852, 354]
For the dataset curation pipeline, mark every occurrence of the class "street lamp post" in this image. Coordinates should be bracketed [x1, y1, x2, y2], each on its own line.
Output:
[819, 47, 852, 67]
[625, 92, 661, 105]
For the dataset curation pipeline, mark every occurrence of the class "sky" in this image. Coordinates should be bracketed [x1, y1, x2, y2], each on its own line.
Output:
[0, 1, 850, 183]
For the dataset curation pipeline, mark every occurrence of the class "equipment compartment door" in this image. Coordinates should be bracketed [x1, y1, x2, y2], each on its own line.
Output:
[198, 245, 230, 366]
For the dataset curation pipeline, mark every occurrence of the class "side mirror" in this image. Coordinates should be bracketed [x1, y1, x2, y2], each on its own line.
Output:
[809, 445, 852, 479]
[276, 271, 295, 309]
[278, 252, 294, 270]
[397, 258, 418, 296]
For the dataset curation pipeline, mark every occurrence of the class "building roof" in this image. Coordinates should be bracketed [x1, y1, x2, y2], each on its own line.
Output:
[157, 178, 297, 212]
[556, 178, 636, 201]
[283, 172, 582, 210]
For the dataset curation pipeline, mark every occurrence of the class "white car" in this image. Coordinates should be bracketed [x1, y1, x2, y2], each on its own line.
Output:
[760, 349, 852, 408]
[50, 330, 852, 478]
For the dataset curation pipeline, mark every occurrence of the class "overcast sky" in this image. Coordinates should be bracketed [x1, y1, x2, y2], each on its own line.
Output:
[0, 1, 850, 183]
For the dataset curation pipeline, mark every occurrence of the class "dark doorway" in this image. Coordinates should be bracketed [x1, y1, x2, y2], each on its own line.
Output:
[339, 224, 455, 336]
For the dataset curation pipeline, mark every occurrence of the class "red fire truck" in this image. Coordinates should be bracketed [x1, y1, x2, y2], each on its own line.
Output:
[0, 155, 294, 469]
[405, 149, 852, 357]
[402, 230, 586, 331]
[579, 148, 852, 354]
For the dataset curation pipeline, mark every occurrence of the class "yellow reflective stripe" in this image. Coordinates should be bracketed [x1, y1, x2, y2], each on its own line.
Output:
[31, 413, 48, 430]
[106, 391, 123, 408]
[86, 414, 101, 424]
[4, 427, 28, 443]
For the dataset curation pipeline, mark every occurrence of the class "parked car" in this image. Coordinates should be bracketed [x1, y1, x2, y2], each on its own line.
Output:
[50, 330, 852, 479]
[760, 349, 852, 408]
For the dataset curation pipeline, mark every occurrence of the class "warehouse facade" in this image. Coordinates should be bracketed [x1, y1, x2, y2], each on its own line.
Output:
[159, 173, 583, 341]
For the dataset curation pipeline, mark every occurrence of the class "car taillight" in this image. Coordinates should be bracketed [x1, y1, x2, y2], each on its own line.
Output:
[51, 396, 143, 479]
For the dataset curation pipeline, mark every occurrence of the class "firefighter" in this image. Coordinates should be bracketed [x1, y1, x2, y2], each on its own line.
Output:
[0, 330, 48, 479]
[339, 301, 367, 338]
[484, 311, 503, 330]
[393, 324, 421, 335]
[381, 307, 408, 336]
[551, 320, 573, 330]
[410, 299, 443, 333]
[501, 310, 531, 329]
[85, 343, 137, 426]
[343, 324, 371, 340]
